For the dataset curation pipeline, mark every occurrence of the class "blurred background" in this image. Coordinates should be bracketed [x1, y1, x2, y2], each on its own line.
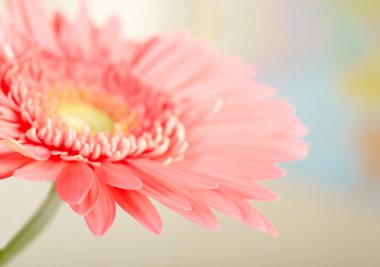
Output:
[1, 0, 380, 266]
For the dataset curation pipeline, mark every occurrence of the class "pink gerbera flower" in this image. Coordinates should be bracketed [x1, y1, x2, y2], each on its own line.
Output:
[0, 0, 308, 236]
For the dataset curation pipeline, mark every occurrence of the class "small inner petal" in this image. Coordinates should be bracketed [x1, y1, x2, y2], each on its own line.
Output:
[57, 103, 115, 133]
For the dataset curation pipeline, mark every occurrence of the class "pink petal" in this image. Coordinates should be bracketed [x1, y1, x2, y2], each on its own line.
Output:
[7, 0, 57, 51]
[4, 139, 51, 161]
[162, 50, 212, 90]
[114, 189, 162, 235]
[129, 37, 160, 66]
[140, 183, 192, 211]
[133, 34, 179, 75]
[0, 145, 12, 154]
[174, 165, 279, 201]
[197, 190, 242, 220]
[143, 39, 197, 82]
[53, 12, 73, 53]
[95, 163, 142, 190]
[129, 159, 219, 189]
[71, 177, 101, 216]
[55, 162, 94, 204]
[72, 1, 92, 56]
[256, 211, 278, 237]
[5, 0, 27, 34]
[182, 156, 286, 180]
[84, 184, 116, 237]
[0, 120, 19, 128]
[97, 16, 121, 59]
[0, 101, 17, 119]
[113, 164, 192, 211]
[14, 160, 62, 181]
[0, 152, 31, 179]
[226, 181, 279, 201]
[171, 200, 220, 231]
[236, 200, 267, 232]
[230, 194, 278, 236]
[0, 127, 20, 139]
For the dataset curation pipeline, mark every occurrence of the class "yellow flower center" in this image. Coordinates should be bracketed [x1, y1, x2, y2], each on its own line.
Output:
[57, 103, 115, 133]
[44, 85, 137, 134]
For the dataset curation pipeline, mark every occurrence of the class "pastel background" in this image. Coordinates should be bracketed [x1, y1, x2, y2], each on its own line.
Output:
[1, 0, 380, 266]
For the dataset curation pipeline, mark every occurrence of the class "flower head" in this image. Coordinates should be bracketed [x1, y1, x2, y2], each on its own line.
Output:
[0, 0, 308, 236]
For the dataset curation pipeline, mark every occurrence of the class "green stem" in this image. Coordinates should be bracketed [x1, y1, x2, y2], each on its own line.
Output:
[0, 184, 61, 266]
